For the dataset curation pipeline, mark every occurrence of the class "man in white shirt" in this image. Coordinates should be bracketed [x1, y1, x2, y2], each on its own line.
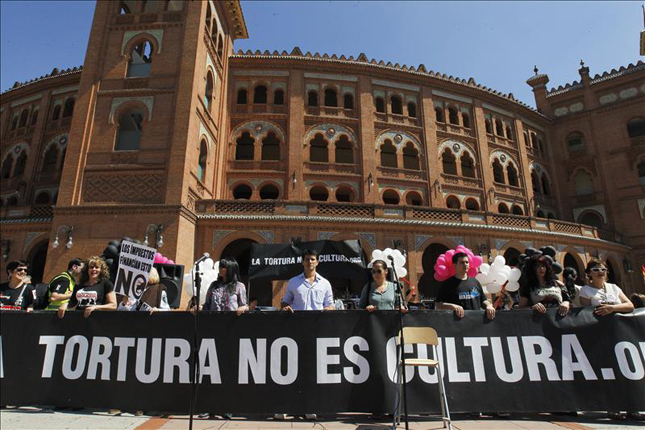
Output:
[281, 249, 335, 312]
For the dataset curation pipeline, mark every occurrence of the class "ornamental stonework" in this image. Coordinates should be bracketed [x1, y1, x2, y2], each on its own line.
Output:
[83, 173, 165, 204]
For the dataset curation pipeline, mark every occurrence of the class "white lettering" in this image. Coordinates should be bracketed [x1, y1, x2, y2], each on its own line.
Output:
[114, 337, 135, 381]
[317, 338, 341, 384]
[386, 337, 414, 383]
[561, 334, 597, 381]
[163, 338, 190, 383]
[343, 336, 370, 384]
[417, 339, 444, 384]
[87, 336, 112, 380]
[615, 341, 645, 380]
[270, 337, 298, 385]
[199, 338, 221, 384]
[463, 337, 488, 382]
[445, 337, 470, 382]
[238, 339, 266, 384]
[135, 338, 162, 384]
[39, 335, 65, 378]
[62, 335, 89, 380]
[522, 336, 560, 381]
[490, 337, 523, 383]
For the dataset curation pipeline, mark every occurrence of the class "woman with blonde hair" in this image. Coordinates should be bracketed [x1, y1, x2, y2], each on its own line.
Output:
[58, 256, 117, 318]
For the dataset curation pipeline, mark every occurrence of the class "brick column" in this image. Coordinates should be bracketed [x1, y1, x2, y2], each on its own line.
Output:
[472, 100, 496, 212]
[287, 69, 305, 200]
[514, 118, 535, 215]
[358, 76, 377, 203]
[420, 86, 440, 207]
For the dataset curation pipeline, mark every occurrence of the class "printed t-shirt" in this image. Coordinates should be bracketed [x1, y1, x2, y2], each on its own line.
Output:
[436, 277, 486, 310]
[69, 279, 114, 309]
[0, 282, 36, 310]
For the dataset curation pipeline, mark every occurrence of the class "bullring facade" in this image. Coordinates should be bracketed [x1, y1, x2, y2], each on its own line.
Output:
[1, 1, 644, 306]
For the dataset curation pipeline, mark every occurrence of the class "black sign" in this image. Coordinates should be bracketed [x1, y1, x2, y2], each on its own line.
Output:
[249, 240, 366, 280]
[1, 309, 644, 413]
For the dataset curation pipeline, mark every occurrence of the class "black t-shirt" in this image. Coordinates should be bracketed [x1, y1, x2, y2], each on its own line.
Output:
[436, 277, 486, 310]
[69, 279, 114, 309]
[0, 282, 36, 310]
[49, 274, 72, 295]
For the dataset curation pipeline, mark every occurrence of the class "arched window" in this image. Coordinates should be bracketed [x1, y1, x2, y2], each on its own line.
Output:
[530, 132, 538, 149]
[407, 102, 417, 118]
[498, 203, 509, 213]
[343, 93, 354, 110]
[375, 97, 385, 113]
[1, 156, 13, 179]
[204, 72, 214, 110]
[127, 40, 153, 77]
[324, 89, 338, 107]
[383, 190, 400, 205]
[7, 196, 18, 206]
[485, 119, 492, 134]
[259, 184, 280, 200]
[253, 86, 267, 104]
[142, 0, 161, 12]
[197, 140, 207, 182]
[523, 131, 529, 146]
[465, 198, 480, 211]
[42, 146, 58, 172]
[391, 96, 403, 115]
[638, 161, 645, 186]
[446, 196, 460, 209]
[308, 91, 318, 107]
[11, 116, 18, 130]
[34, 192, 50, 205]
[217, 34, 223, 58]
[19, 109, 28, 127]
[462, 112, 470, 128]
[261, 132, 280, 161]
[492, 159, 505, 183]
[232, 184, 252, 200]
[380, 140, 397, 168]
[512, 205, 524, 215]
[115, 108, 144, 150]
[335, 186, 354, 203]
[627, 118, 645, 138]
[567, 132, 584, 152]
[460, 153, 475, 178]
[406, 192, 423, 206]
[273, 89, 284, 105]
[309, 185, 329, 201]
[541, 174, 551, 195]
[235, 132, 254, 161]
[578, 211, 603, 228]
[119, 0, 136, 14]
[402, 143, 419, 170]
[205, 4, 212, 31]
[448, 107, 458, 125]
[536, 209, 545, 218]
[507, 163, 519, 187]
[435, 107, 444, 122]
[531, 171, 540, 194]
[310, 134, 328, 162]
[237, 88, 247, 104]
[63, 98, 75, 117]
[59, 147, 66, 170]
[335, 135, 353, 164]
[52, 105, 61, 121]
[505, 125, 513, 140]
[495, 119, 504, 136]
[441, 148, 457, 175]
[574, 170, 594, 196]
[14, 152, 27, 177]
[30, 109, 39, 126]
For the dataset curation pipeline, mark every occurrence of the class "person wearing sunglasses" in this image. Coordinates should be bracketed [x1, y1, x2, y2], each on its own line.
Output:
[580, 259, 633, 316]
[358, 260, 401, 312]
[0, 260, 36, 311]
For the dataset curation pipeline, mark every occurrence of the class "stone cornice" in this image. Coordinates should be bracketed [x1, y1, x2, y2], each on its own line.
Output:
[52, 204, 184, 217]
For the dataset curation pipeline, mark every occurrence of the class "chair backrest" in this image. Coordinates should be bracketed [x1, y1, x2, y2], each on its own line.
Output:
[397, 326, 438, 346]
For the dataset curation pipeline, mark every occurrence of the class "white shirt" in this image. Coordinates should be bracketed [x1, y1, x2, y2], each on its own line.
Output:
[580, 283, 623, 306]
[282, 272, 333, 310]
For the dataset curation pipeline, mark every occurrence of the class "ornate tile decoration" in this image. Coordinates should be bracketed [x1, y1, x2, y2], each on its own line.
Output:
[121, 29, 164, 55]
[575, 246, 585, 255]
[255, 230, 274, 244]
[495, 239, 507, 250]
[522, 241, 534, 250]
[447, 236, 464, 246]
[317, 231, 337, 241]
[212, 230, 234, 248]
[415, 235, 431, 251]
[83, 173, 164, 203]
[355, 232, 376, 249]
[230, 120, 286, 142]
[23, 232, 45, 253]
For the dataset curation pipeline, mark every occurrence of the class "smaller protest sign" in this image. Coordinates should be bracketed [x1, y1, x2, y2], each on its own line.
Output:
[114, 240, 157, 300]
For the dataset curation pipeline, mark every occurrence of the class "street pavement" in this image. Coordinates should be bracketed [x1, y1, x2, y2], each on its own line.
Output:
[1, 407, 644, 430]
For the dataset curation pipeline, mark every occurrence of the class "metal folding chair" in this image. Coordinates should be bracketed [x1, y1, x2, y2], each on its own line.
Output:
[394, 326, 452, 429]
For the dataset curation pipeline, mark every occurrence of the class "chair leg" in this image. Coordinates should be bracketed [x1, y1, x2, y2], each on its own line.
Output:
[393, 363, 402, 427]
[436, 365, 451, 430]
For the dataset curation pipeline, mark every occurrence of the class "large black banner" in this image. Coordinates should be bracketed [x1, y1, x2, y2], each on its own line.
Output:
[1, 309, 644, 413]
[249, 240, 366, 280]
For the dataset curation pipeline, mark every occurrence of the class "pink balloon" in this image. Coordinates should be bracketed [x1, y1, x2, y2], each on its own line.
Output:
[437, 256, 446, 265]
[167, 259, 174, 265]
[445, 250, 455, 260]
[467, 267, 478, 278]
[471, 255, 484, 268]
[161, 257, 169, 264]
[154, 253, 164, 263]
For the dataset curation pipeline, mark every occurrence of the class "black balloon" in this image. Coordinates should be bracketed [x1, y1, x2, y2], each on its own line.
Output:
[542, 246, 556, 258]
[104, 244, 119, 258]
[552, 262, 563, 274]
[563, 267, 577, 279]
[108, 240, 121, 247]
[544, 255, 554, 263]
[518, 253, 527, 262]
[525, 248, 536, 257]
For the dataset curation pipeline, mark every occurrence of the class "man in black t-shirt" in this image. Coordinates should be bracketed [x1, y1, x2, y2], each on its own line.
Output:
[436, 252, 495, 320]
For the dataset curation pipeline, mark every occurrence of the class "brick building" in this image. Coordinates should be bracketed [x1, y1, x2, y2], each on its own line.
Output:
[1, 1, 644, 306]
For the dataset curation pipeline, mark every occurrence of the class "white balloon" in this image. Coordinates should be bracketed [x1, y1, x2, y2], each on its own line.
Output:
[392, 249, 406, 268]
[476, 273, 489, 285]
[501, 266, 512, 276]
[372, 250, 384, 261]
[183, 272, 194, 297]
[383, 248, 394, 256]
[479, 263, 491, 275]
[202, 258, 215, 270]
[495, 271, 509, 285]
[508, 268, 522, 282]
[506, 280, 520, 292]
[397, 267, 407, 278]
[492, 255, 506, 268]
[487, 282, 502, 294]
[213, 260, 220, 274]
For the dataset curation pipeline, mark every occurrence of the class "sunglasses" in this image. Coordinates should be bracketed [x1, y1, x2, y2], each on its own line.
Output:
[590, 268, 607, 273]
[14, 268, 28, 273]
[371, 269, 384, 274]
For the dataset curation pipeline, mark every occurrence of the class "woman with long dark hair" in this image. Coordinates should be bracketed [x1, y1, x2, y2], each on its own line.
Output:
[519, 255, 570, 316]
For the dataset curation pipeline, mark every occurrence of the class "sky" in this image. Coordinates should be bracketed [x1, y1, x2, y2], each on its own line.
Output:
[1, 1, 642, 106]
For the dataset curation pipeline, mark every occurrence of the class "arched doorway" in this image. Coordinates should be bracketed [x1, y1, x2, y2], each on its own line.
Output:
[503, 247, 521, 267]
[220, 238, 272, 307]
[27, 240, 49, 284]
[563, 253, 583, 285]
[606, 259, 619, 285]
[418, 243, 449, 301]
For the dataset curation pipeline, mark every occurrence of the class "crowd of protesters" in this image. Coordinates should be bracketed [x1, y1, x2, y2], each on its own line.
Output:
[1, 251, 643, 421]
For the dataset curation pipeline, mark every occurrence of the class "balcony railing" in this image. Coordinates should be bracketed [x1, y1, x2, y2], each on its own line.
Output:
[375, 112, 420, 127]
[378, 166, 427, 181]
[234, 104, 287, 115]
[195, 199, 602, 240]
[436, 122, 476, 138]
[228, 160, 285, 171]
